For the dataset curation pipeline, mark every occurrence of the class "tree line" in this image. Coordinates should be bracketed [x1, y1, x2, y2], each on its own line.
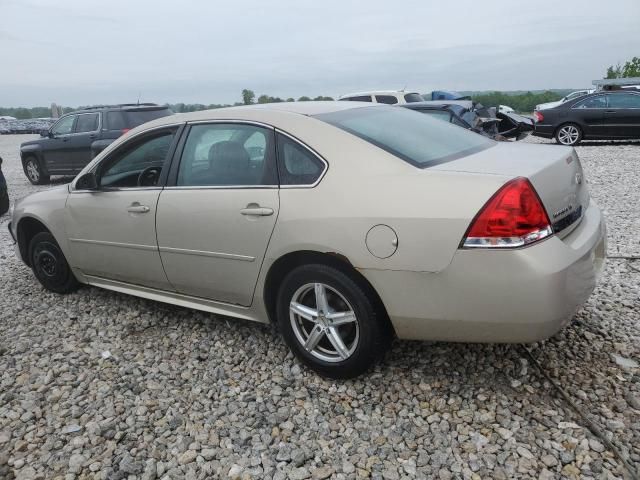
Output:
[3, 56, 637, 118]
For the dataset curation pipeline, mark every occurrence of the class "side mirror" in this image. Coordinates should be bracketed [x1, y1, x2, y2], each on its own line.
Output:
[75, 172, 98, 190]
[40, 129, 51, 138]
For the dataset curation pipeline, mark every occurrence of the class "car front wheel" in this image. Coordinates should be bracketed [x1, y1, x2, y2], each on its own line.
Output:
[555, 123, 582, 146]
[28, 232, 79, 294]
[24, 157, 50, 185]
[276, 264, 390, 378]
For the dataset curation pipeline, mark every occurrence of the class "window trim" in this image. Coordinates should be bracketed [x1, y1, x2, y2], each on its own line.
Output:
[165, 119, 280, 190]
[275, 129, 329, 189]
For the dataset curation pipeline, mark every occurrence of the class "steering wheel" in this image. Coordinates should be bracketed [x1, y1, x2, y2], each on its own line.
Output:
[137, 166, 162, 187]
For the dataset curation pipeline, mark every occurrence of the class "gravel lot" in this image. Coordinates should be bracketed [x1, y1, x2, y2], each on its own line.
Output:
[0, 134, 638, 480]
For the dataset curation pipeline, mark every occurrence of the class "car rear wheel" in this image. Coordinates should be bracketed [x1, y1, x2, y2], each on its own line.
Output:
[24, 156, 50, 185]
[276, 264, 390, 378]
[555, 123, 582, 146]
[28, 232, 79, 294]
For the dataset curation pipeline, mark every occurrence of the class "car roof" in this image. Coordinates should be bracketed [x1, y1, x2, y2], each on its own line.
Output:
[73, 104, 168, 114]
[339, 90, 421, 99]
[144, 101, 376, 127]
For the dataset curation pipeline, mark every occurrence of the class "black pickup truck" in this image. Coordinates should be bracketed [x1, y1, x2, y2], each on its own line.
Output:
[20, 103, 172, 184]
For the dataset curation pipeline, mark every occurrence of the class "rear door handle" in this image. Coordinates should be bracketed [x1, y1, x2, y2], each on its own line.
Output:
[605, 110, 617, 114]
[127, 203, 150, 213]
[240, 206, 274, 216]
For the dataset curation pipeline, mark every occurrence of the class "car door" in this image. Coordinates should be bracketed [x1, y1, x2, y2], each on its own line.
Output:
[41, 114, 77, 172]
[69, 112, 101, 170]
[570, 95, 607, 137]
[156, 122, 279, 306]
[64, 125, 181, 290]
[604, 93, 640, 138]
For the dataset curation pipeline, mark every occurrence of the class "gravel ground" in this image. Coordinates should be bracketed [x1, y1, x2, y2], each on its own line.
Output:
[0, 134, 638, 480]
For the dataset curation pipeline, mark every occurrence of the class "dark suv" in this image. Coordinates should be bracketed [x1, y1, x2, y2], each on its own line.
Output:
[20, 104, 173, 184]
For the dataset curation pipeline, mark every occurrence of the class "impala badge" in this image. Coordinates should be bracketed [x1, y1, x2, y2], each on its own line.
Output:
[575, 172, 583, 185]
[553, 204, 574, 219]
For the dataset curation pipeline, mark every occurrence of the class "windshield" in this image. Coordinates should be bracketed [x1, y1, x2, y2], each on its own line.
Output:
[314, 106, 494, 168]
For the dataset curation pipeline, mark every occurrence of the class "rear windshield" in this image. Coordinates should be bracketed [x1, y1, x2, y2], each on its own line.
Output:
[106, 108, 172, 130]
[314, 106, 493, 168]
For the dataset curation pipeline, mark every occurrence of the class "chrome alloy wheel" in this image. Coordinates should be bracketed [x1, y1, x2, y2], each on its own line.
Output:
[289, 282, 360, 363]
[26, 160, 40, 182]
[557, 125, 580, 145]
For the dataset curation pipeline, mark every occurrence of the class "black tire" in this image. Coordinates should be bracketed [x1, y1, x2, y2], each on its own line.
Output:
[23, 156, 50, 185]
[555, 123, 583, 146]
[0, 189, 8, 216]
[28, 232, 79, 294]
[276, 264, 390, 379]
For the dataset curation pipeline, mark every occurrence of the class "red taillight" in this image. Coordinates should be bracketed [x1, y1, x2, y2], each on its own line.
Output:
[121, 128, 131, 135]
[462, 177, 552, 248]
[534, 111, 544, 122]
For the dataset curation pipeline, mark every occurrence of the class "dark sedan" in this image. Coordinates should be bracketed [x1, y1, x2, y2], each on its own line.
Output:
[533, 90, 640, 145]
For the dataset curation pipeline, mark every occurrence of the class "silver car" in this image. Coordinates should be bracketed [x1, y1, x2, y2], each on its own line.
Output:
[9, 102, 607, 378]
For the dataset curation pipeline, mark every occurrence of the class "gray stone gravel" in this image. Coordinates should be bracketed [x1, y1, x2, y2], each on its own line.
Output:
[0, 134, 639, 479]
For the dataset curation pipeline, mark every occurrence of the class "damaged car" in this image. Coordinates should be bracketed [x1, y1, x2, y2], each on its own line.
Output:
[402, 100, 534, 141]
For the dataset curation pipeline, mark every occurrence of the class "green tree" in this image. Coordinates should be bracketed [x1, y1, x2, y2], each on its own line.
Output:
[242, 89, 255, 105]
[606, 64, 622, 79]
[13, 108, 32, 119]
[257, 94, 271, 104]
[605, 57, 640, 78]
[622, 57, 640, 77]
[297, 96, 312, 102]
[286, 97, 295, 102]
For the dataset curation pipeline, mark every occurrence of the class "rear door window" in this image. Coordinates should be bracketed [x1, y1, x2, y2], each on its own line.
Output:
[606, 93, 640, 108]
[75, 113, 99, 133]
[177, 124, 277, 187]
[375, 95, 398, 105]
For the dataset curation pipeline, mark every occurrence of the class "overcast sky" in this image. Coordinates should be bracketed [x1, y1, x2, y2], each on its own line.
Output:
[1, 0, 639, 107]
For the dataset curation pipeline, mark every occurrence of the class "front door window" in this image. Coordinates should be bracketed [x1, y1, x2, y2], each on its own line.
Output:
[51, 116, 75, 136]
[99, 131, 175, 188]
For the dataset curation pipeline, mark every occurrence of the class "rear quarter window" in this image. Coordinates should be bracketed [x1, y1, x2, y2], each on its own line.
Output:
[404, 93, 424, 103]
[106, 108, 173, 130]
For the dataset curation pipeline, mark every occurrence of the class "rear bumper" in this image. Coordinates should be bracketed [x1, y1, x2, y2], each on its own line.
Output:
[532, 124, 555, 138]
[361, 201, 606, 343]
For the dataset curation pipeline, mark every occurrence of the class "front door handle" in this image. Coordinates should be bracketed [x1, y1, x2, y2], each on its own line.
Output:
[240, 206, 274, 216]
[604, 110, 617, 114]
[127, 203, 150, 213]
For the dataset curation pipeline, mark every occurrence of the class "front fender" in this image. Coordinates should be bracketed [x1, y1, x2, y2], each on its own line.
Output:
[20, 144, 42, 160]
[12, 186, 71, 263]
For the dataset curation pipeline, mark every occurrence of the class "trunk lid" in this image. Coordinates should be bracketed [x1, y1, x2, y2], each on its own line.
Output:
[431, 142, 588, 237]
